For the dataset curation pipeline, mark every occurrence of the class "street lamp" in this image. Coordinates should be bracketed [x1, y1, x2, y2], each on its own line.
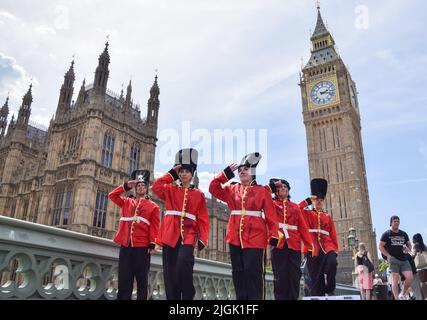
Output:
[347, 227, 359, 288]
[348, 234, 356, 249]
[348, 227, 358, 253]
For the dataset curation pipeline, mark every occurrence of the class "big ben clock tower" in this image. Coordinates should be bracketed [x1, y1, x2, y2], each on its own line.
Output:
[299, 5, 378, 284]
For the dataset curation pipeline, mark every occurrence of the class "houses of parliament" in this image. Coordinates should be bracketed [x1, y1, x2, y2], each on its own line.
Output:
[0, 41, 231, 264]
[0, 6, 377, 284]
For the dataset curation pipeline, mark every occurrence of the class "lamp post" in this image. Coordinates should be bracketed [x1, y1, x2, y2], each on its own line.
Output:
[348, 227, 359, 288]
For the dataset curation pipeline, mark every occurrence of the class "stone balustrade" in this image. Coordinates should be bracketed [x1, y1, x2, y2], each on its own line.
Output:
[0, 215, 274, 299]
[0, 215, 358, 300]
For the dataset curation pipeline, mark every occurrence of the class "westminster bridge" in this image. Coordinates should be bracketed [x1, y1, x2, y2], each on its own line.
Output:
[0, 215, 358, 300]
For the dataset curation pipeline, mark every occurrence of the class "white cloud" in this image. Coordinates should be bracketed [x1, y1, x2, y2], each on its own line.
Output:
[383, 178, 427, 186]
[0, 0, 309, 128]
[374, 49, 400, 69]
[0, 52, 36, 114]
[196, 171, 216, 194]
[0, 10, 21, 22]
[35, 25, 57, 35]
[367, 113, 427, 130]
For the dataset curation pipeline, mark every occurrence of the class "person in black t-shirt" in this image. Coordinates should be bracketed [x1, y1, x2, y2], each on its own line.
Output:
[379, 215, 413, 300]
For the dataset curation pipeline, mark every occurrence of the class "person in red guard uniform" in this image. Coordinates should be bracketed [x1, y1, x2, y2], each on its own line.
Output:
[298, 178, 338, 297]
[109, 169, 160, 300]
[267, 178, 313, 300]
[152, 148, 209, 300]
[209, 152, 280, 300]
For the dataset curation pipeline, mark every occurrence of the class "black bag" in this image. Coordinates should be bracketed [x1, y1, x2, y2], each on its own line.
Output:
[363, 253, 375, 273]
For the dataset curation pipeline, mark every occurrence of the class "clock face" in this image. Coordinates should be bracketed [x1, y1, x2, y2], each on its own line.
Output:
[310, 81, 336, 105]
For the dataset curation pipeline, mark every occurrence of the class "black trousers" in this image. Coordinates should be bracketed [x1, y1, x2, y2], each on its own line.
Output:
[117, 246, 150, 300]
[271, 244, 302, 300]
[307, 250, 337, 296]
[162, 239, 195, 300]
[229, 244, 265, 300]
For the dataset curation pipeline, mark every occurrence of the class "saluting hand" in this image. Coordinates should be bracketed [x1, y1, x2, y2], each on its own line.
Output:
[229, 163, 239, 172]
[274, 181, 284, 188]
[172, 165, 182, 174]
[127, 180, 140, 188]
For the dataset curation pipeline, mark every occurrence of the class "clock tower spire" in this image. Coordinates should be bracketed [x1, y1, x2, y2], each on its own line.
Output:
[299, 6, 378, 285]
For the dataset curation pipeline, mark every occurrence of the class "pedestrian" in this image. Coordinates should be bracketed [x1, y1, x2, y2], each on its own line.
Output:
[354, 242, 374, 300]
[378, 215, 413, 300]
[412, 233, 427, 299]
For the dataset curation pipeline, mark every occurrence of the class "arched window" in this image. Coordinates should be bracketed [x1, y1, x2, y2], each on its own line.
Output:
[101, 132, 115, 168]
[93, 190, 108, 229]
[10, 201, 16, 218]
[52, 190, 64, 225]
[52, 187, 73, 225]
[22, 200, 29, 220]
[67, 130, 79, 154]
[63, 191, 72, 225]
[128, 143, 140, 175]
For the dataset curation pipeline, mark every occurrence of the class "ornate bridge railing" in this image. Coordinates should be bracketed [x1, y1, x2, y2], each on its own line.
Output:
[0, 216, 358, 300]
[0, 215, 275, 299]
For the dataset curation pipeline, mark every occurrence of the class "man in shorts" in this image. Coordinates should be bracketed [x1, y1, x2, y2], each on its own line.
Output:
[379, 215, 413, 300]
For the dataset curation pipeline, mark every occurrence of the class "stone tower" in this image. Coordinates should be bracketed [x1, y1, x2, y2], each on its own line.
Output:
[0, 43, 159, 239]
[299, 6, 378, 284]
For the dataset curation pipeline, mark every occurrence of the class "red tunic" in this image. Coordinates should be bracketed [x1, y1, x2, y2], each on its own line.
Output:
[209, 170, 279, 249]
[271, 198, 313, 251]
[109, 184, 160, 248]
[298, 199, 339, 256]
[151, 171, 209, 248]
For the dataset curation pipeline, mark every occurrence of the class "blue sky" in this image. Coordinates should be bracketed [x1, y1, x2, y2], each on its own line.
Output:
[1, 0, 426, 250]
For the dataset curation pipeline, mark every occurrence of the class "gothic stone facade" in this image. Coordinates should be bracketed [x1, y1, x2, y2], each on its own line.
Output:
[299, 8, 378, 284]
[0, 43, 159, 240]
[0, 43, 232, 264]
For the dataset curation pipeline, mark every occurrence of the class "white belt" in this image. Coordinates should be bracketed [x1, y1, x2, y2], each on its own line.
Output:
[279, 223, 298, 239]
[231, 210, 264, 219]
[120, 216, 150, 225]
[309, 229, 330, 236]
[165, 210, 197, 221]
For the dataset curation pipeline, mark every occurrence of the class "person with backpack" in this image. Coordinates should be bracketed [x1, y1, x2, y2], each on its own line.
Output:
[354, 242, 374, 300]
